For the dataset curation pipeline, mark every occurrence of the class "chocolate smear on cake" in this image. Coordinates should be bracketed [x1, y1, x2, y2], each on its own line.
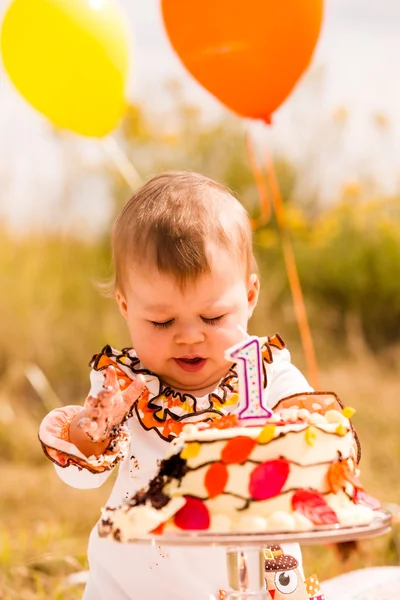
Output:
[159, 454, 188, 480]
[128, 455, 188, 510]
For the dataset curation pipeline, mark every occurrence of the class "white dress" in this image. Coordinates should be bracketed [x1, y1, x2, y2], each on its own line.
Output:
[39, 336, 313, 600]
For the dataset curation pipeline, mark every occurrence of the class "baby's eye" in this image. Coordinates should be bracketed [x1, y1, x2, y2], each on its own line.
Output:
[150, 319, 174, 329]
[201, 315, 225, 325]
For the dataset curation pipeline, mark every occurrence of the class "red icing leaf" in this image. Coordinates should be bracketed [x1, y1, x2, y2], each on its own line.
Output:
[174, 496, 210, 530]
[353, 488, 381, 510]
[292, 489, 339, 525]
[249, 459, 290, 500]
[204, 462, 229, 498]
[328, 459, 363, 494]
[221, 436, 257, 464]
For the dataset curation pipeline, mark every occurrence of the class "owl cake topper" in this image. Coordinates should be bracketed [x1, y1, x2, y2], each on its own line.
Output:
[263, 547, 326, 599]
[217, 549, 326, 599]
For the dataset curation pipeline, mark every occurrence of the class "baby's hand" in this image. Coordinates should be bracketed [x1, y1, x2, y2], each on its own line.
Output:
[77, 366, 145, 443]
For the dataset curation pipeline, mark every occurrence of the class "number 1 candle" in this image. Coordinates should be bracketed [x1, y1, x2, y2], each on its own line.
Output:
[225, 331, 273, 419]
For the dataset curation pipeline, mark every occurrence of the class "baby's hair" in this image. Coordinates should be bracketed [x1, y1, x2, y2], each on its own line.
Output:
[108, 170, 256, 294]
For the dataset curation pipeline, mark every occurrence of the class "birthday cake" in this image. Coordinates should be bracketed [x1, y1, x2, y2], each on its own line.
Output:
[98, 392, 381, 541]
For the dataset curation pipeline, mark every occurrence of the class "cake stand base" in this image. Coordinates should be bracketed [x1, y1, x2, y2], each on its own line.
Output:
[226, 547, 268, 598]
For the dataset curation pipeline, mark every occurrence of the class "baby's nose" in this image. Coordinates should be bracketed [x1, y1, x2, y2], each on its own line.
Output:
[175, 326, 205, 345]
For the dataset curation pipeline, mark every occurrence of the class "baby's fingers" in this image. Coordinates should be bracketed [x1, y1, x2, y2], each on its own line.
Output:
[102, 366, 120, 396]
[122, 374, 146, 410]
[89, 366, 120, 412]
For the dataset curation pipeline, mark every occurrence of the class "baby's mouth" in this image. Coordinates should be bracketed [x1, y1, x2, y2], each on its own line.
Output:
[174, 356, 207, 373]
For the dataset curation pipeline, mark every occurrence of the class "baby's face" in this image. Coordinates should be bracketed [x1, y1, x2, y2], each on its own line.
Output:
[116, 245, 259, 394]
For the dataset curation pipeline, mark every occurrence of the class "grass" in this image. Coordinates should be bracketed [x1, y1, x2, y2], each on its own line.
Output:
[1, 357, 400, 598]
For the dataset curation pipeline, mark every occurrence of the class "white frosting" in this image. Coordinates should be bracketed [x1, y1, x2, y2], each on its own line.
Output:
[267, 511, 297, 532]
[182, 419, 349, 444]
[89, 368, 106, 398]
[100, 496, 185, 542]
[292, 511, 314, 531]
[209, 514, 232, 533]
[236, 515, 268, 533]
[182, 427, 353, 470]
[336, 504, 374, 526]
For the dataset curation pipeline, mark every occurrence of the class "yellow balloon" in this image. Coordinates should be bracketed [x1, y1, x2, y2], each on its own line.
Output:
[1, 0, 130, 137]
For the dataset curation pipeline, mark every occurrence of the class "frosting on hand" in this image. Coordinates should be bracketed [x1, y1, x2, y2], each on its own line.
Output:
[78, 365, 145, 443]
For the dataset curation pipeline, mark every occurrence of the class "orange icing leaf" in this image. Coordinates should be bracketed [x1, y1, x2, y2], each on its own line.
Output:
[221, 436, 257, 464]
[150, 522, 165, 535]
[327, 459, 363, 494]
[204, 462, 229, 498]
[257, 424, 276, 444]
[207, 414, 239, 429]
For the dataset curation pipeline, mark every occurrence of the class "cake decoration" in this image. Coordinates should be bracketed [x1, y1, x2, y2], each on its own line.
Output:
[224, 329, 273, 419]
[204, 462, 229, 498]
[291, 489, 339, 526]
[173, 497, 210, 530]
[327, 458, 363, 494]
[353, 488, 382, 510]
[220, 436, 257, 464]
[249, 459, 290, 500]
[257, 424, 277, 443]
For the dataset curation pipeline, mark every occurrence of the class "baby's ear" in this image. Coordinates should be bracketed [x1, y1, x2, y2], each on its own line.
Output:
[247, 273, 260, 317]
[116, 291, 128, 319]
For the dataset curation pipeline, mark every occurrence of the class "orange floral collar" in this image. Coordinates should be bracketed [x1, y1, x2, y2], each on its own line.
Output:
[90, 334, 285, 442]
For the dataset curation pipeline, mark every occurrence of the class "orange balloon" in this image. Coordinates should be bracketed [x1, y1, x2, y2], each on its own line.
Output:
[161, 0, 323, 122]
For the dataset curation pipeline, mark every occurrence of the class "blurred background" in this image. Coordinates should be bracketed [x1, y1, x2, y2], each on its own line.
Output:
[0, 0, 400, 598]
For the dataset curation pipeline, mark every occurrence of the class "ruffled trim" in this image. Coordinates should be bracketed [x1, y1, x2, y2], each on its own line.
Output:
[38, 405, 130, 474]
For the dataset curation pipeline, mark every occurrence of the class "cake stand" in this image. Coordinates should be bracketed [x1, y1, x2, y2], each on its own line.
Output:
[130, 510, 392, 599]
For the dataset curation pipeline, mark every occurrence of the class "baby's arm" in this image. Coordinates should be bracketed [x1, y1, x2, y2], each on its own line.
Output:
[267, 346, 313, 408]
[38, 366, 144, 489]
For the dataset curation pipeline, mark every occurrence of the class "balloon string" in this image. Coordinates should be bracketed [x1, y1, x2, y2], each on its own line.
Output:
[265, 144, 319, 389]
[101, 136, 143, 190]
[247, 132, 319, 389]
[245, 131, 271, 227]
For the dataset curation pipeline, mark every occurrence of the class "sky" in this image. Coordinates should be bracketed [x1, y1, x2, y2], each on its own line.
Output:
[0, 0, 399, 231]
